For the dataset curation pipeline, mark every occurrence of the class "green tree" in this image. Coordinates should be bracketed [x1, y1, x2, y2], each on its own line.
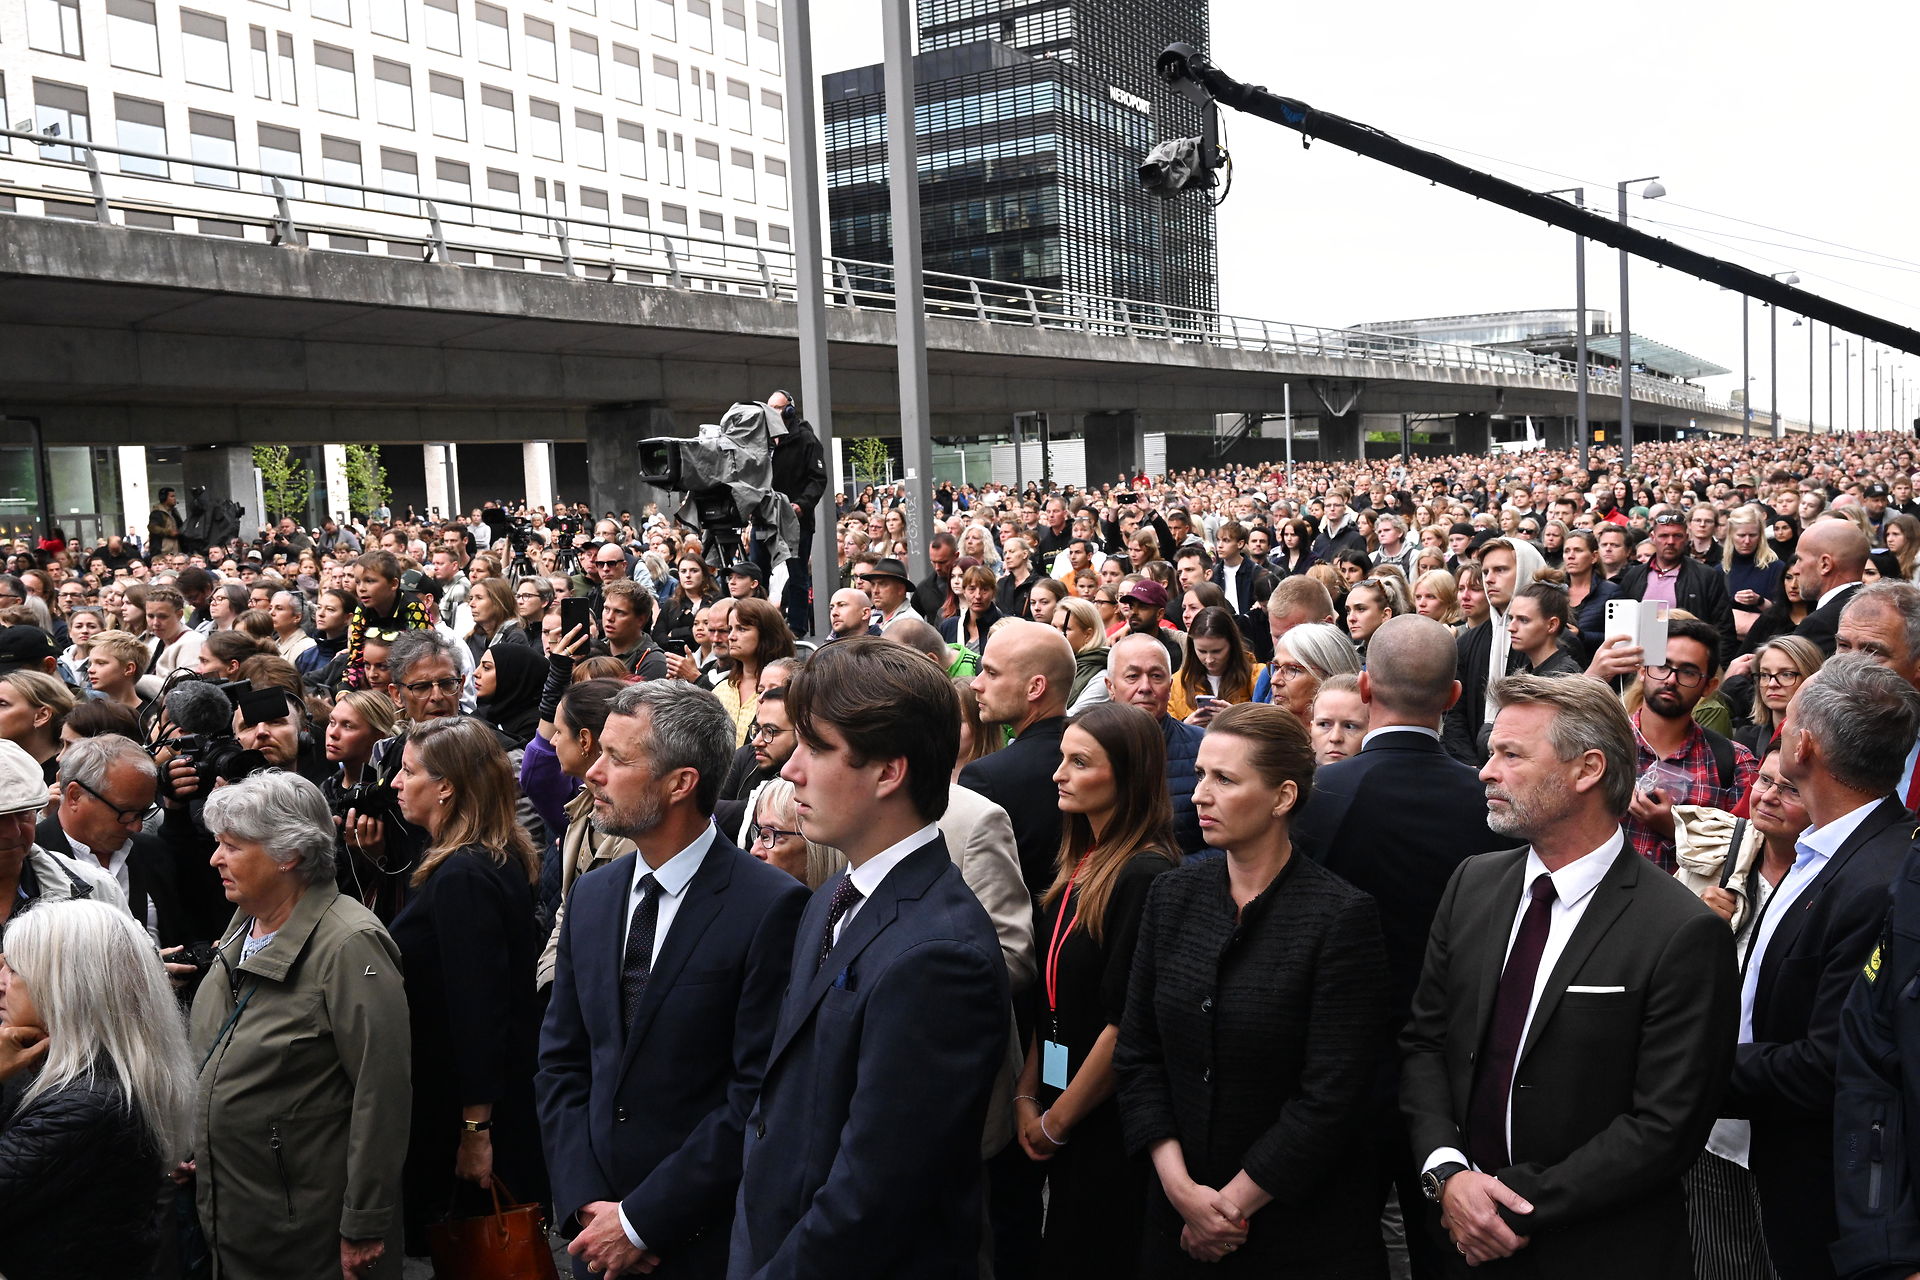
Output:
[253, 444, 313, 523]
[847, 437, 890, 487]
[342, 444, 391, 522]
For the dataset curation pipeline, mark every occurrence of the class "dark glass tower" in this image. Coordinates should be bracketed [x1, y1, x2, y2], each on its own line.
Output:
[823, 0, 1217, 314]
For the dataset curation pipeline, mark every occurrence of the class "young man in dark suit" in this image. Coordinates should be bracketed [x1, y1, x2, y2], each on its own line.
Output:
[1727, 657, 1920, 1280]
[1292, 616, 1507, 1278]
[1401, 674, 1739, 1279]
[730, 637, 1010, 1279]
[537, 681, 807, 1278]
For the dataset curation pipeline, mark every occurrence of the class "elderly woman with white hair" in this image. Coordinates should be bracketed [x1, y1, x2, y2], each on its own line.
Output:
[1255, 621, 1361, 722]
[187, 770, 411, 1280]
[0, 898, 194, 1278]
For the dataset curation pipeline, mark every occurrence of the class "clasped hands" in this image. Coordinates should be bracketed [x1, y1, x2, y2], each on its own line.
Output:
[570, 1201, 662, 1278]
[1439, 1170, 1534, 1267]
[1168, 1178, 1248, 1263]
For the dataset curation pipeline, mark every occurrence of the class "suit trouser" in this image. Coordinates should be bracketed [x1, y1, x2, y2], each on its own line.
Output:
[1376, 1111, 1451, 1280]
[1683, 1150, 1777, 1280]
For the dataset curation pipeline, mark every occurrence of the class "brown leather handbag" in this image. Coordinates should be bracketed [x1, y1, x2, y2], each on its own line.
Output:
[426, 1180, 560, 1280]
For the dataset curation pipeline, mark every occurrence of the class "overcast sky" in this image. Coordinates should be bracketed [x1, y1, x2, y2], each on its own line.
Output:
[803, 0, 1920, 429]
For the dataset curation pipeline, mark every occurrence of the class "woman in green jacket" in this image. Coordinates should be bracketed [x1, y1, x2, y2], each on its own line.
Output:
[189, 771, 411, 1280]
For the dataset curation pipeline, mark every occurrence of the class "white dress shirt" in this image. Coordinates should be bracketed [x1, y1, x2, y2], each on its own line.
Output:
[623, 822, 718, 966]
[1738, 795, 1880, 1042]
[1360, 724, 1441, 749]
[835, 823, 940, 945]
[617, 822, 718, 1248]
[1424, 829, 1625, 1175]
[65, 831, 156, 940]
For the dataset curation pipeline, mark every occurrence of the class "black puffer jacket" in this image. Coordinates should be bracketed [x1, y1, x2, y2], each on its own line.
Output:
[0, 1066, 165, 1279]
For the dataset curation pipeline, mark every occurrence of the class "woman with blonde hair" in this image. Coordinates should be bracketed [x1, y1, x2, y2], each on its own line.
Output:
[746, 778, 846, 890]
[1054, 596, 1111, 706]
[0, 670, 74, 784]
[1736, 635, 1823, 756]
[0, 899, 194, 1276]
[1411, 569, 1462, 625]
[1723, 503, 1785, 641]
[390, 716, 547, 1254]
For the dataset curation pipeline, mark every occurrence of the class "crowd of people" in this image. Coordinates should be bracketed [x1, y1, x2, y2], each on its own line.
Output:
[1, 426, 1919, 1279]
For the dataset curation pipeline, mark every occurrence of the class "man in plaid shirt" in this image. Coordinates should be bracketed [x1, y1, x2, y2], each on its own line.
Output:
[1623, 617, 1760, 871]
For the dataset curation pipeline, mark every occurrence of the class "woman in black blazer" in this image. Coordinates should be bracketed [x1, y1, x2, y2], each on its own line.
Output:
[1015, 702, 1179, 1276]
[389, 715, 548, 1255]
[1116, 702, 1388, 1277]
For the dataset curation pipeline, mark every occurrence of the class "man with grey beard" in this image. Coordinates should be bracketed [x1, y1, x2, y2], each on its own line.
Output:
[536, 680, 806, 1279]
[1401, 674, 1738, 1277]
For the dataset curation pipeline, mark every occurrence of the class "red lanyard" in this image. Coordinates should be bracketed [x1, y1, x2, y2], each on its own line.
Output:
[1044, 852, 1091, 1016]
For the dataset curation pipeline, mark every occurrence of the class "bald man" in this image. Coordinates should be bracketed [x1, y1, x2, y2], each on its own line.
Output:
[824, 587, 878, 643]
[1791, 517, 1871, 655]
[1290, 615, 1509, 1278]
[964, 619, 1075, 900]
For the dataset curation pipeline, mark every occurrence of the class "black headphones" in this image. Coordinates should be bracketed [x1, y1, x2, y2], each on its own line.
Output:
[772, 391, 798, 426]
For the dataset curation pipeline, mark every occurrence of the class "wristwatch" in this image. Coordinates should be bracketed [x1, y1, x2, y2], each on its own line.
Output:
[459, 1119, 493, 1133]
[1421, 1161, 1468, 1203]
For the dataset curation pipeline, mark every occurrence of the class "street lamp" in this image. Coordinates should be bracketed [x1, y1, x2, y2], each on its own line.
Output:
[1769, 272, 1798, 438]
[1547, 186, 1589, 469]
[1617, 177, 1664, 469]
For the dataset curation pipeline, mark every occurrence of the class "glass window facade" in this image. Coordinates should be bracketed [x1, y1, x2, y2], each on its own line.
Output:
[825, 2, 1214, 313]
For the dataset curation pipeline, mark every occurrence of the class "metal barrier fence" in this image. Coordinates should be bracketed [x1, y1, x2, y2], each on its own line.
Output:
[0, 127, 1747, 420]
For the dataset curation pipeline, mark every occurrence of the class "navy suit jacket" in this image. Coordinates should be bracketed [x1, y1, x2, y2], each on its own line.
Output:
[535, 832, 806, 1273]
[728, 836, 1010, 1280]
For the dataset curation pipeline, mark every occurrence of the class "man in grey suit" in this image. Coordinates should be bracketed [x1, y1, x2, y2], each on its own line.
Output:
[1401, 674, 1740, 1278]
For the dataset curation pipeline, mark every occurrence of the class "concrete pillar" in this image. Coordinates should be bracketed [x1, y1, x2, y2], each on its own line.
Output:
[116, 446, 149, 541]
[1319, 409, 1363, 462]
[322, 445, 351, 524]
[1081, 410, 1145, 486]
[444, 443, 462, 519]
[1453, 413, 1491, 456]
[423, 444, 454, 521]
[522, 442, 555, 513]
[587, 402, 681, 517]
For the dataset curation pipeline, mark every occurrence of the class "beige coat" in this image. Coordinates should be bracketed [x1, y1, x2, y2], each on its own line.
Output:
[189, 885, 411, 1280]
[536, 786, 637, 989]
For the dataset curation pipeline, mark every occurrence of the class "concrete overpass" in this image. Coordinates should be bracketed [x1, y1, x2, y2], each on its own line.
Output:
[0, 161, 1759, 520]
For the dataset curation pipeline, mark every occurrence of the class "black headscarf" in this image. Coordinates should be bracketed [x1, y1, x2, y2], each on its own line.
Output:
[476, 642, 546, 749]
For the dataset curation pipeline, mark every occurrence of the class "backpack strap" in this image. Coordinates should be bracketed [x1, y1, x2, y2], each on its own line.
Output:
[1702, 727, 1736, 793]
[1718, 818, 1750, 889]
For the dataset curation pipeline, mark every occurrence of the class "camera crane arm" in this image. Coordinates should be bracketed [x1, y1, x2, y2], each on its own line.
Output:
[1155, 44, 1920, 359]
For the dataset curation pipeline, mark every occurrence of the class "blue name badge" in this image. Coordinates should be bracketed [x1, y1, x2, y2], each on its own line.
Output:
[1042, 1039, 1069, 1090]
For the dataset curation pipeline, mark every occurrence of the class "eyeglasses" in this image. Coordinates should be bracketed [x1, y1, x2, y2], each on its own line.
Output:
[74, 779, 158, 828]
[595, 557, 627, 568]
[1271, 662, 1310, 681]
[1756, 669, 1804, 687]
[1644, 664, 1706, 689]
[748, 823, 802, 848]
[400, 676, 462, 695]
[1753, 773, 1802, 801]
[746, 721, 787, 744]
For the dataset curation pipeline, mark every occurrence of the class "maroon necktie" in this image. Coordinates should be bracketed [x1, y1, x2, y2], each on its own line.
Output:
[1465, 873, 1558, 1172]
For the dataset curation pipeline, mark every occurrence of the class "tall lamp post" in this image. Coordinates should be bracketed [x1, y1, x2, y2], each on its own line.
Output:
[1828, 333, 1837, 434]
[1740, 295, 1751, 440]
[1793, 314, 1809, 434]
[1769, 271, 1799, 438]
[1547, 186, 1589, 470]
[1616, 176, 1665, 469]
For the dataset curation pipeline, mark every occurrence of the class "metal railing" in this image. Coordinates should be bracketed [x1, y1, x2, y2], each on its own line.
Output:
[0, 128, 1748, 419]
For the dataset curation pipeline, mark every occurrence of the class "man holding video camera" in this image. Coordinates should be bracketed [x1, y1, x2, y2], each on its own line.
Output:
[767, 390, 827, 637]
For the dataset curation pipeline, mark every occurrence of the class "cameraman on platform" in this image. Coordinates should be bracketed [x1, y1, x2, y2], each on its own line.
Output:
[767, 389, 827, 637]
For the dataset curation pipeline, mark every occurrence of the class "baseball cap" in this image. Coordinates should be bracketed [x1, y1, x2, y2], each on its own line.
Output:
[726, 561, 764, 583]
[398, 568, 444, 599]
[0, 626, 56, 673]
[0, 739, 47, 815]
[1866, 483, 1890, 499]
[1121, 580, 1169, 609]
